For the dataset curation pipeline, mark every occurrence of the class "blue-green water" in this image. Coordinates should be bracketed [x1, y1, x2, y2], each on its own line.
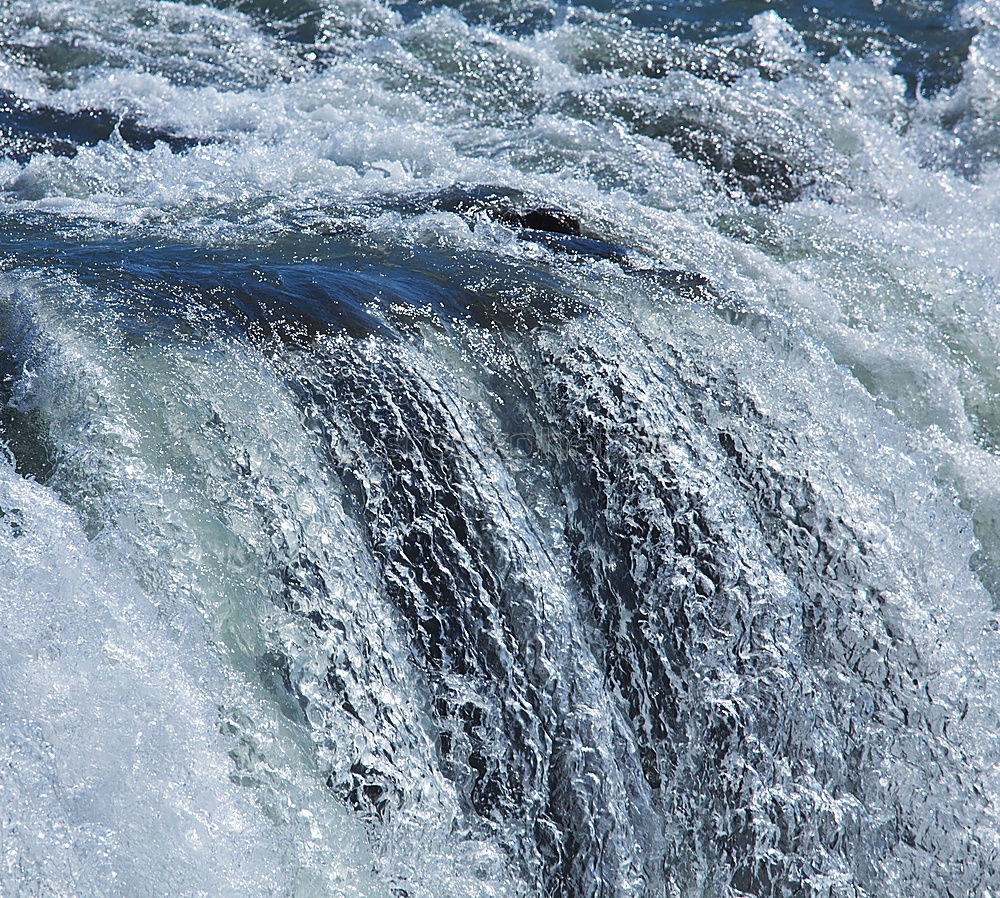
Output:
[1, 0, 999, 895]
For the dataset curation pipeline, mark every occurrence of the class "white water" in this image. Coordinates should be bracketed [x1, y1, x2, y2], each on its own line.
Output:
[0, 459, 287, 897]
[0, 0, 999, 895]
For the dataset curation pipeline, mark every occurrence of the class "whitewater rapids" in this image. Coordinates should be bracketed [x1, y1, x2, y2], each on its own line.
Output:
[0, 0, 999, 895]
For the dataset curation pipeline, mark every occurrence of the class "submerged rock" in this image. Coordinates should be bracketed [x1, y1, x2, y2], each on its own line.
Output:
[0, 90, 206, 163]
[403, 183, 717, 296]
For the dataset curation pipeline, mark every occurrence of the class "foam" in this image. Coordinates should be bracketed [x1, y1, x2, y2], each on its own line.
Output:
[15, 0, 995, 597]
[0, 460, 292, 897]
[1, 1, 999, 892]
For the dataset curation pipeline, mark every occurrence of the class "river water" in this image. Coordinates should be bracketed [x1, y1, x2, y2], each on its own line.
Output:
[1, 1, 999, 895]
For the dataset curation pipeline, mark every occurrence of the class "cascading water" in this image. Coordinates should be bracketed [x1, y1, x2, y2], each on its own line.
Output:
[0, 0, 998, 895]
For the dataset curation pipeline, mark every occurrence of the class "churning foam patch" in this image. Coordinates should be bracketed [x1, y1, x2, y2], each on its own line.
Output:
[0, 460, 294, 897]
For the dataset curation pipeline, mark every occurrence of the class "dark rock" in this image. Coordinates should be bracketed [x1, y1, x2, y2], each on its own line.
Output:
[0, 89, 208, 163]
[518, 207, 583, 236]
[419, 184, 587, 237]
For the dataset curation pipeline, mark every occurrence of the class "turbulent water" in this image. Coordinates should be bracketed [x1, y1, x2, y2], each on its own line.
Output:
[0, 0, 999, 895]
